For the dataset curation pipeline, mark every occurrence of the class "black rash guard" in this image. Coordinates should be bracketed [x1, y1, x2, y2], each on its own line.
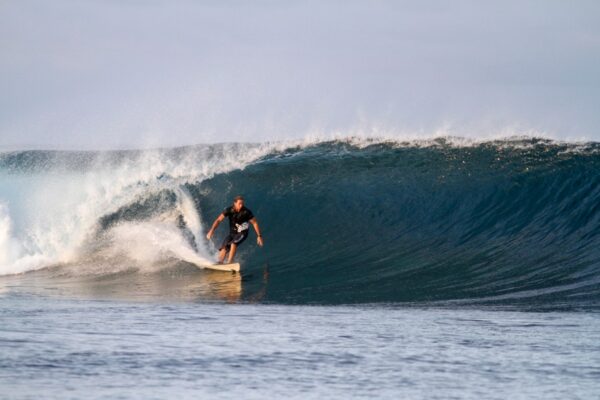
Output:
[222, 206, 254, 234]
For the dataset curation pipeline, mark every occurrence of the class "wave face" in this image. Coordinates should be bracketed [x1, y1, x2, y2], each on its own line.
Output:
[1, 138, 600, 306]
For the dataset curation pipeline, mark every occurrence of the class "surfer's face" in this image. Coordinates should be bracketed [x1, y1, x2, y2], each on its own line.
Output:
[233, 199, 244, 211]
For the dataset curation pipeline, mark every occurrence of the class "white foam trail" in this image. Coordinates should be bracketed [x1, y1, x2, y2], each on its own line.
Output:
[175, 187, 203, 250]
[104, 221, 214, 273]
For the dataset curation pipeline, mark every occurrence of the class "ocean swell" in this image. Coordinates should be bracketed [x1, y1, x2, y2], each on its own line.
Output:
[1, 137, 599, 305]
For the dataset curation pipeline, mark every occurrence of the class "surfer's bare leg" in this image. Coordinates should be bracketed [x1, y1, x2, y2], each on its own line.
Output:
[218, 248, 227, 264]
[227, 244, 237, 263]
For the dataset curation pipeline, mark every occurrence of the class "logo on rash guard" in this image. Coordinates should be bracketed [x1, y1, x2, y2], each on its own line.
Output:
[236, 222, 249, 232]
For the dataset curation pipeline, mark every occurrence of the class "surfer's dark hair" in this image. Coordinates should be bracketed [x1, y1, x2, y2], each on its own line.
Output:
[233, 195, 244, 202]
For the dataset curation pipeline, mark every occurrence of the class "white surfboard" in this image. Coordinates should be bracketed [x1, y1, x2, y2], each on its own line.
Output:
[200, 263, 240, 273]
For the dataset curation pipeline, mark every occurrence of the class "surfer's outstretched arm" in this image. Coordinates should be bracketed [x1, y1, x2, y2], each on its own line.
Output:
[250, 218, 264, 247]
[206, 213, 225, 239]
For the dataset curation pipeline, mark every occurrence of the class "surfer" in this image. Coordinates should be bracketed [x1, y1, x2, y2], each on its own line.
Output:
[206, 195, 264, 264]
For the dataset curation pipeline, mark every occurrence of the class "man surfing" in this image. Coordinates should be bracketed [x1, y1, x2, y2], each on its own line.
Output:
[206, 195, 264, 264]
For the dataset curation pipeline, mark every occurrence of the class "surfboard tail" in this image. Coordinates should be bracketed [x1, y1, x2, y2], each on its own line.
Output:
[200, 263, 240, 273]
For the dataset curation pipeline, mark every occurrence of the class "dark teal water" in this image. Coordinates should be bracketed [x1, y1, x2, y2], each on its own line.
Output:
[194, 139, 600, 306]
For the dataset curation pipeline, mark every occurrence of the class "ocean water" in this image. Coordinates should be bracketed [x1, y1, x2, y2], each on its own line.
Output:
[1, 295, 600, 400]
[1, 137, 599, 398]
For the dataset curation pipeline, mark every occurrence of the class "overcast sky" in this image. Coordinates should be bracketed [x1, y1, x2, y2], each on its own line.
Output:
[1, 0, 599, 149]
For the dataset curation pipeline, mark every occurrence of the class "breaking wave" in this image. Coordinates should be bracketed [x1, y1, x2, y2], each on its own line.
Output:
[1, 137, 599, 305]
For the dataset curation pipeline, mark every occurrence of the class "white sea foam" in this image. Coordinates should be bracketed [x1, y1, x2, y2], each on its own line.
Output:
[0, 202, 16, 266]
[0, 142, 293, 275]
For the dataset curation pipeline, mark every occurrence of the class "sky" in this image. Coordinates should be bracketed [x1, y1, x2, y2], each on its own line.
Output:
[1, 0, 600, 149]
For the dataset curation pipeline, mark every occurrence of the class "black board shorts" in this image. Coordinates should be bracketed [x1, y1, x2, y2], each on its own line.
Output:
[219, 230, 249, 251]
